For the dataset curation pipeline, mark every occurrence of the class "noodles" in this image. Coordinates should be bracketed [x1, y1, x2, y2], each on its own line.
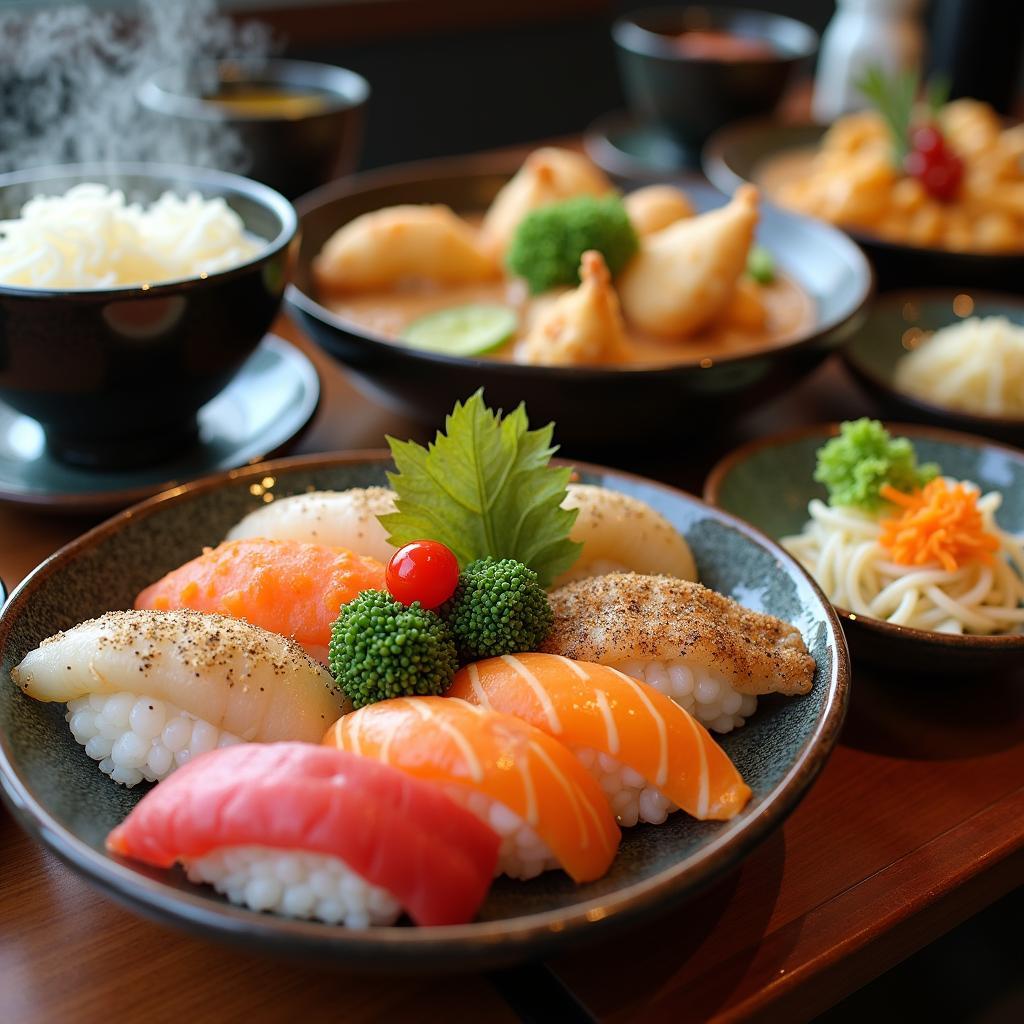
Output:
[0, 184, 263, 290]
[894, 316, 1024, 418]
[782, 486, 1024, 634]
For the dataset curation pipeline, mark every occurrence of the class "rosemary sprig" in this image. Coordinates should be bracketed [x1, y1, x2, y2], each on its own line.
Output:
[855, 65, 918, 164]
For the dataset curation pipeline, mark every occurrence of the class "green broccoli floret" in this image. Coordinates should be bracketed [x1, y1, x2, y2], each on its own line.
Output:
[441, 558, 553, 662]
[328, 590, 458, 708]
[814, 418, 940, 512]
[505, 195, 638, 294]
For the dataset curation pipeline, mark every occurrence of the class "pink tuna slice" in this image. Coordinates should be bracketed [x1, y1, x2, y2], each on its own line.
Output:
[107, 742, 499, 927]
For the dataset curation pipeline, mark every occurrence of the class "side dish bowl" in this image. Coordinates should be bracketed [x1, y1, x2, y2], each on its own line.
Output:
[0, 163, 297, 470]
[0, 452, 849, 969]
[138, 59, 370, 199]
[613, 6, 816, 153]
[842, 290, 1024, 448]
[704, 423, 1024, 673]
[285, 154, 872, 446]
[702, 119, 1024, 291]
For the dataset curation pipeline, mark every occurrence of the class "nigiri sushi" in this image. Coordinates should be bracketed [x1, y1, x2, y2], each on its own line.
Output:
[226, 487, 398, 564]
[448, 653, 751, 826]
[107, 743, 499, 927]
[541, 573, 815, 734]
[553, 485, 697, 588]
[323, 697, 620, 882]
[135, 538, 385, 662]
[11, 609, 348, 787]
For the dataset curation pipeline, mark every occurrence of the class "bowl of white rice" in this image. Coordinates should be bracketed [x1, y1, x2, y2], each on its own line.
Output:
[0, 163, 297, 469]
[842, 290, 1024, 448]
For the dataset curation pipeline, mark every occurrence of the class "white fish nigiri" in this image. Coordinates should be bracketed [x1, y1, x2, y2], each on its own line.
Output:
[553, 484, 698, 588]
[226, 486, 397, 563]
[12, 609, 349, 787]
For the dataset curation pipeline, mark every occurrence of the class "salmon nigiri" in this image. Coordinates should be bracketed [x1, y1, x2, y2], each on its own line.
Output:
[323, 697, 620, 883]
[108, 743, 499, 927]
[135, 538, 385, 662]
[448, 654, 751, 827]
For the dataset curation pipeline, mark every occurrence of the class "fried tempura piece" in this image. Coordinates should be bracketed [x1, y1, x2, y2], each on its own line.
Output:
[518, 251, 629, 366]
[617, 185, 760, 338]
[624, 184, 695, 236]
[480, 147, 613, 259]
[313, 205, 497, 292]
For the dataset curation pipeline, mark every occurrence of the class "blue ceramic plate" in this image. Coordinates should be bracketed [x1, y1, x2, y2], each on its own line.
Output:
[0, 454, 848, 969]
[705, 423, 1024, 674]
[0, 335, 319, 514]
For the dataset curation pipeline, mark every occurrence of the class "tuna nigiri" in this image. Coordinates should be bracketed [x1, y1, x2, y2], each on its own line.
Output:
[448, 653, 751, 826]
[135, 538, 385, 662]
[542, 573, 816, 733]
[323, 697, 620, 883]
[11, 609, 348, 787]
[226, 487, 399, 564]
[107, 743, 500, 927]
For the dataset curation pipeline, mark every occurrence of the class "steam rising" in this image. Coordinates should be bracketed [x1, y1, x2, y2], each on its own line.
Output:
[0, 0, 273, 172]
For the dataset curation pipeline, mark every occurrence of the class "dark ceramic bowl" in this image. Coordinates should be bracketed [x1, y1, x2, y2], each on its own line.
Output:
[0, 163, 297, 470]
[843, 290, 1024, 448]
[0, 452, 849, 969]
[137, 59, 370, 199]
[702, 119, 1024, 291]
[705, 423, 1024, 674]
[285, 155, 872, 446]
[613, 6, 817, 153]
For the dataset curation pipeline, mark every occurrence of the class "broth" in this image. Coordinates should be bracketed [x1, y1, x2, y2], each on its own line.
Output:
[669, 30, 779, 61]
[204, 87, 331, 118]
[322, 273, 816, 368]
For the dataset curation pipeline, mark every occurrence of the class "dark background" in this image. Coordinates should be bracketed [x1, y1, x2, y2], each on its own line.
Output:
[262, 0, 1024, 169]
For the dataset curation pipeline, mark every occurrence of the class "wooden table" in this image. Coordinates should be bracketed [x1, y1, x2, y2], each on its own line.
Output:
[1, 316, 1022, 1024]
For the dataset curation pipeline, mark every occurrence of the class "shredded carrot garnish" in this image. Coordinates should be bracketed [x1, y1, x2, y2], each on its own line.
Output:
[878, 479, 999, 571]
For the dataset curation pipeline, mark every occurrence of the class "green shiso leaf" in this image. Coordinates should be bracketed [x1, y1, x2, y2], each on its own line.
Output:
[380, 389, 583, 587]
[814, 418, 940, 513]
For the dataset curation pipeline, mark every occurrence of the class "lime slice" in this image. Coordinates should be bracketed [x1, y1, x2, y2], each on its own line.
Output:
[401, 304, 517, 357]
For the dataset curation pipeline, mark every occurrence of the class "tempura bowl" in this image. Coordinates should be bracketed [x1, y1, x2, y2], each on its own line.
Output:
[0, 163, 297, 470]
[705, 423, 1024, 674]
[285, 155, 872, 447]
[703, 119, 1024, 291]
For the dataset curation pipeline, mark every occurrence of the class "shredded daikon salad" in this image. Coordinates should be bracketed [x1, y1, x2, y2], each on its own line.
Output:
[0, 184, 264, 289]
[894, 316, 1024, 418]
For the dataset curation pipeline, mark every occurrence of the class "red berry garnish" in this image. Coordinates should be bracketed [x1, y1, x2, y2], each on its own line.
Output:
[904, 124, 963, 202]
[910, 124, 945, 156]
[385, 540, 460, 610]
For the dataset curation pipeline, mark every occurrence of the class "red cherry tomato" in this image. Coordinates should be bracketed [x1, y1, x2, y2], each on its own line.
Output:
[386, 540, 460, 609]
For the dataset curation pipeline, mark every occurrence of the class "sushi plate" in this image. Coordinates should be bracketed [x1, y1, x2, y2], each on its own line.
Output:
[0, 453, 850, 970]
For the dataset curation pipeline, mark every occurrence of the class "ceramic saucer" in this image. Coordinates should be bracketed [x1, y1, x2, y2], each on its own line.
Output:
[583, 109, 697, 180]
[0, 335, 319, 514]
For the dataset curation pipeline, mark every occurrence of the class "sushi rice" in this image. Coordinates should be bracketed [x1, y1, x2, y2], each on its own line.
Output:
[66, 692, 242, 788]
[612, 658, 758, 734]
[446, 786, 558, 880]
[186, 846, 402, 927]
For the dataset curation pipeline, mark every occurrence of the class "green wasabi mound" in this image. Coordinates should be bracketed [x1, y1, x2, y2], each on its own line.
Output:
[328, 590, 458, 708]
[505, 195, 638, 294]
[441, 557, 553, 662]
[814, 418, 940, 512]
